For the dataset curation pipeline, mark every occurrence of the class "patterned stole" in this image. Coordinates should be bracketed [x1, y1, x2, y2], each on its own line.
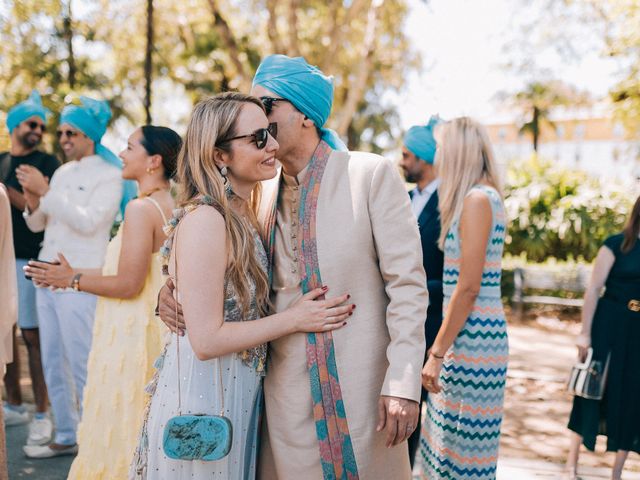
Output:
[263, 141, 359, 480]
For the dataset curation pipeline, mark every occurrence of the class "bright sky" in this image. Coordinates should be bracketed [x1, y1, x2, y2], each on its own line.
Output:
[397, 0, 623, 129]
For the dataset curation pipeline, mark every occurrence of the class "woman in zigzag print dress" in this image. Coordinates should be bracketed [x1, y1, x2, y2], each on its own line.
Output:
[415, 117, 508, 480]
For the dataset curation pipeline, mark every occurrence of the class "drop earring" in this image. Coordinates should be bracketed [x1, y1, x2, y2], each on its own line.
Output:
[220, 166, 232, 197]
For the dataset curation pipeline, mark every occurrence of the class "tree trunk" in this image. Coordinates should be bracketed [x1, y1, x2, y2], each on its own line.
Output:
[144, 0, 154, 124]
[335, 0, 381, 136]
[287, 0, 300, 56]
[266, 0, 286, 53]
[206, 0, 251, 92]
[320, 0, 368, 72]
[63, 1, 76, 88]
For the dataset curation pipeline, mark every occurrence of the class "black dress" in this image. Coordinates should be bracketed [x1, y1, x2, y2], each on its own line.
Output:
[568, 233, 640, 454]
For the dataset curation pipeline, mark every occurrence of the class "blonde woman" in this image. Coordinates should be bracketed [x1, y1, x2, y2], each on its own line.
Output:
[130, 93, 352, 479]
[415, 117, 508, 480]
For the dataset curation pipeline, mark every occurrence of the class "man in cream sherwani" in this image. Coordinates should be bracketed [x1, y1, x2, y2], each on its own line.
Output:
[252, 55, 428, 480]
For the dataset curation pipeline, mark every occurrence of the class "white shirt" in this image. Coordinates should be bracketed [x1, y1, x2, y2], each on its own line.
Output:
[24, 155, 122, 268]
[410, 178, 439, 218]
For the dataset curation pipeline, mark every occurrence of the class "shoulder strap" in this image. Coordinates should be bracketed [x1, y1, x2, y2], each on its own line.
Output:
[171, 212, 226, 418]
[144, 196, 168, 225]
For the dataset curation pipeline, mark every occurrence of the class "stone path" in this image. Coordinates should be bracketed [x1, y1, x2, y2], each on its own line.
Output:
[497, 317, 640, 478]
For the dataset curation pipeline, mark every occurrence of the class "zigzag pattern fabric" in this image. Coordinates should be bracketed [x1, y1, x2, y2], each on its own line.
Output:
[416, 185, 508, 480]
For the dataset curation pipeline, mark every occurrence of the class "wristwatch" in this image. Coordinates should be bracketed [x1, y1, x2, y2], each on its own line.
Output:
[71, 273, 83, 292]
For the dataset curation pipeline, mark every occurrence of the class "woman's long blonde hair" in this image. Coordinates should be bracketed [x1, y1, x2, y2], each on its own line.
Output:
[176, 92, 269, 316]
[436, 117, 503, 249]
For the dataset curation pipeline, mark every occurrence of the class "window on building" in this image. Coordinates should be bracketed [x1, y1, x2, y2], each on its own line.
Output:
[556, 125, 565, 139]
[574, 123, 585, 140]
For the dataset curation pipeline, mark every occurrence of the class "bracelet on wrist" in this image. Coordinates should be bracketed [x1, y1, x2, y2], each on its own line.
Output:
[430, 351, 445, 359]
[71, 272, 83, 292]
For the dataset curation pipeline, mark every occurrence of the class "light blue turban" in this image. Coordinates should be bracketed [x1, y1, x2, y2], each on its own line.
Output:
[252, 54, 347, 151]
[404, 116, 442, 164]
[6, 90, 51, 133]
[60, 96, 137, 217]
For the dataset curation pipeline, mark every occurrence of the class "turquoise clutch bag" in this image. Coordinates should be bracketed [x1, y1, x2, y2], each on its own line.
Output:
[162, 414, 233, 461]
[161, 224, 233, 462]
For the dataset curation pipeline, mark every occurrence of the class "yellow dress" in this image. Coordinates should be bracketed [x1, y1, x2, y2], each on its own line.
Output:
[67, 221, 166, 479]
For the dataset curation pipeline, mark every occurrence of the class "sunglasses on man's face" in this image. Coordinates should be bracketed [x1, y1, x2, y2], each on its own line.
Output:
[222, 122, 278, 150]
[260, 97, 290, 116]
[56, 129, 79, 139]
[26, 121, 46, 132]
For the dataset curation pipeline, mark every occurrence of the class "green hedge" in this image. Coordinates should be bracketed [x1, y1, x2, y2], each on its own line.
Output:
[503, 155, 632, 262]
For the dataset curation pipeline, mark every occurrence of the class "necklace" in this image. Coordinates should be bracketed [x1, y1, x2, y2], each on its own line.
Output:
[138, 186, 167, 198]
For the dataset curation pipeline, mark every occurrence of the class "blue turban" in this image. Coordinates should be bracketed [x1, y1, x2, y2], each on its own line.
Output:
[252, 54, 347, 151]
[60, 96, 136, 217]
[404, 116, 442, 164]
[6, 90, 51, 133]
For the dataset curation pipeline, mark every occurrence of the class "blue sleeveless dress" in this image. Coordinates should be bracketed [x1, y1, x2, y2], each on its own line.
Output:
[416, 185, 508, 480]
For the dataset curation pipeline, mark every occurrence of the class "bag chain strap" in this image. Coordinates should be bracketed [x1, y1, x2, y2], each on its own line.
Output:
[173, 222, 226, 417]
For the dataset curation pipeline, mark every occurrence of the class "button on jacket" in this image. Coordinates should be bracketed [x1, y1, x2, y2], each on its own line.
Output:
[24, 154, 122, 269]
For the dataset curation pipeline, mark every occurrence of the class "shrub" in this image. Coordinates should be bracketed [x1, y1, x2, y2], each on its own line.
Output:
[504, 155, 632, 262]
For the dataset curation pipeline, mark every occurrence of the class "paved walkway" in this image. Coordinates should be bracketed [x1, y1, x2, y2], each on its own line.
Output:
[497, 457, 640, 479]
[496, 317, 640, 479]
[6, 417, 73, 479]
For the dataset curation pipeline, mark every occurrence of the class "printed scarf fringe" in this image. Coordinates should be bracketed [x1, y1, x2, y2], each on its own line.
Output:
[296, 141, 359, 480]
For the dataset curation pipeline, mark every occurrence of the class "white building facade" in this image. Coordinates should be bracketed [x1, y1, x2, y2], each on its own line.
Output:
[486, 113, 640, 182]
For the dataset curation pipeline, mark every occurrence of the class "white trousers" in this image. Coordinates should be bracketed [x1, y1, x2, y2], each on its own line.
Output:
[35, 288, 96, 445]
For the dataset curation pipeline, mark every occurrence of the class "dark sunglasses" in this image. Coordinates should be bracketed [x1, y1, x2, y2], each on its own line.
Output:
[260, 96, 290, 116]
[220, 122, 277, 150]
[56, 129, 79, 139]
[26, 121, 46, 132]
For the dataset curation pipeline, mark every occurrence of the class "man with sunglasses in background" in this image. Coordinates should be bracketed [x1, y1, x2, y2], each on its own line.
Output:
[159, 54, 428, 479]
[18, 96, 129, 458]
[1, 91, 58, 448]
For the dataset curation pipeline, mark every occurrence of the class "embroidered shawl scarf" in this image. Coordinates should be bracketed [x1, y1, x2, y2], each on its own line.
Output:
[264, 141, 359, 480]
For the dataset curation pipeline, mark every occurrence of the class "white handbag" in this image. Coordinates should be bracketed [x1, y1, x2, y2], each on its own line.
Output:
[567, 347, 610, 400]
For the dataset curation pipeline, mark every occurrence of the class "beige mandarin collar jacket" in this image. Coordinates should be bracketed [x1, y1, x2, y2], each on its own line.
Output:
[258, 148, 428, 480]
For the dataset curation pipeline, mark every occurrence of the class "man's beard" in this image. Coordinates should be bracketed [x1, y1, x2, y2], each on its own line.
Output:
[18, 132, 41, 149]
[403, 170, 419, 184]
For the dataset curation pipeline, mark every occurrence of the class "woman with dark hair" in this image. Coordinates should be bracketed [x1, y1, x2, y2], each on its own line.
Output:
[564, 194, 640, 480]
[25, 126, 182, 478]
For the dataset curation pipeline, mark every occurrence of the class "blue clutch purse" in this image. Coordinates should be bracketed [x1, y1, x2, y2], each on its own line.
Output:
[161, 224, 233, 462]
[163, 414, 232, 461]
